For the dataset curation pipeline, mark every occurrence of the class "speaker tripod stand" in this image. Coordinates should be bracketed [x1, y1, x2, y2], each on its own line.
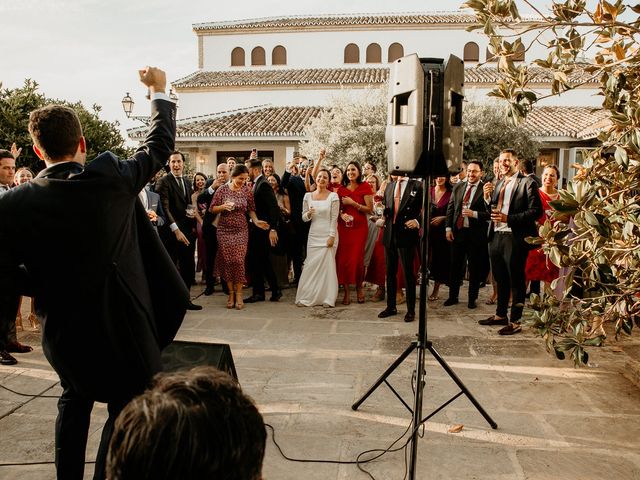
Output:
[351, 175, 497, 479]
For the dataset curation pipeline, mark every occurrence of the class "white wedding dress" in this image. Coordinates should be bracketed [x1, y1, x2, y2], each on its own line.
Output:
[295, 191, 340, 307]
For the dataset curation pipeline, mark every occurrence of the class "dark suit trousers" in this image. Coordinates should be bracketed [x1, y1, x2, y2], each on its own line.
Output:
[289, 221, 309, 284]
[165, 230, 196, 289]
[0, 294, 19, 349]
[55, 381, 130, 480]
[385, 237, 417, 313]
[448, 229, 489, 302]
[202, 224, 217, 289]
[248, 227, 278, 296]
[489, 232, 528, 322]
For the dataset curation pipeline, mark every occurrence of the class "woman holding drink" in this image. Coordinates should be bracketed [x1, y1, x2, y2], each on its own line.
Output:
[335, 161, 374, 304]
[210, 165, 268, 310]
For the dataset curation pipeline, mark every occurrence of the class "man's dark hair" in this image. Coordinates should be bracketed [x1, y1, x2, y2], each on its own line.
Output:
[28, 105, 83, 161]
[467, 160, 483, 170]
[0, 149, 13, 161]
[500, 148, 518, 158]
[520, 158, 534, 174]
[245, 158, 262, 170]
[170, 151, 185, 162]
[107, 367, 266, 480]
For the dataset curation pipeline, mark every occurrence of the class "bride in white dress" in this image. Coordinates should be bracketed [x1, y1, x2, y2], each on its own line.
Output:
[295, 169, 340, 307]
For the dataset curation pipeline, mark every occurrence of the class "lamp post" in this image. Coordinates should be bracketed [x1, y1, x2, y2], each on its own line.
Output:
[122, 88, 178, 125]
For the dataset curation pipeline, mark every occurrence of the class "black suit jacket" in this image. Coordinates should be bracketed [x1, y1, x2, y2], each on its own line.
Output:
[156, 171, 195, 233]
[252, 175, 280, 230]
[445, 180, 490, 236]
[382, 179, 423, 248]
[0, 99, 187, 402]
[487, 172, 542, 246]
[281, 172, 306, 227]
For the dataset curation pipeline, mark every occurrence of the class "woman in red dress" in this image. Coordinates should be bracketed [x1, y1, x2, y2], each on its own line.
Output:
[211, 165, 269, 310]
[525, 165, 560, 288]
[428, 176, 452, 301]
[336, 161, 374, 304]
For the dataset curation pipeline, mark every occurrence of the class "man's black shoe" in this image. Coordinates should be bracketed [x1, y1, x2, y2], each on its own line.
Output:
[270, 291, 283, 302]
[378, 308, 398, 319]
[404, 311, 415, 322]
[443, 298, 459, 307]
[244, 295, 265, 303]
[6, 341, 33, 353]
[203, 286, 215, 296]
[498, 322, 522, 335]
[478, 316, 508, 326]
[468, 300, 477, 309]
[187, 302, 203, 311]
[0, 350, 17, 365]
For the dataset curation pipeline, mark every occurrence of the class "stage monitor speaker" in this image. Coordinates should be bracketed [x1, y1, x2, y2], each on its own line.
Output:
[386, 53, 464, 177]
[161, 340, 239, 383]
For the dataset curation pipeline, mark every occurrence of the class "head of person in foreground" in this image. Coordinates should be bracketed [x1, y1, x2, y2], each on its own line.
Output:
[107, 366, 266, 480]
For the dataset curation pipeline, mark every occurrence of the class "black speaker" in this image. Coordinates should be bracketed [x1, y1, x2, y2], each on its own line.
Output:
[386, 53, 464, 177]
[161, 340, 238, 383]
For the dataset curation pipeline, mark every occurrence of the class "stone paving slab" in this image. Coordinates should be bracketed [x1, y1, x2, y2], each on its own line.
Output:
[1, 286, 639, 479]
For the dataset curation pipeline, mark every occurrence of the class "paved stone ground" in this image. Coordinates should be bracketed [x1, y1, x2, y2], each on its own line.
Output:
[1, 285, 640, 480]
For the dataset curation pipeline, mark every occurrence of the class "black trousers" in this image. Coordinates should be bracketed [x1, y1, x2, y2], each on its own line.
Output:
[202, 224, 217, 289]
[248, 227, 278, 296]
[488, 232, 528, 322]
[0, 293, 19, 349]
[289, 221, 309, 284]
[384, 238, 417, 314]
[447, 229, 489, 302]
[165, 230, 196, 290]
[55, 381, 130, 480]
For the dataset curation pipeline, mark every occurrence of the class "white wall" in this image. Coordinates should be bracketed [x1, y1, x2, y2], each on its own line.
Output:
[201, 26, 551, 70]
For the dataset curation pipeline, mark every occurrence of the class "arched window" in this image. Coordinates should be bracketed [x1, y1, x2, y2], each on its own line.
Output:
[272, 45, 287, 65]
[251, 47, 266, 66]
[366, 43, 382, 63]
[463, 42, 479, 62]
[388, 43, 404, 62]
[231, 47, 245, 66]
[513, 43, 525, 61]
[344, 43, 359, 64]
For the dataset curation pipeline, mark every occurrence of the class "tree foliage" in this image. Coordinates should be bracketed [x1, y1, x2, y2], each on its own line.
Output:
[463, 0, 640, 365]
[0, 79, 132, 173]
[463, 101, 540, 172]
[300, 88, 387, 170]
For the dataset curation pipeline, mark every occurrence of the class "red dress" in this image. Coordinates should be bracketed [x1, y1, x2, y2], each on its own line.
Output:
[335, 182, 374, 285]
[525, 190, 560, 283]
[212, 184, 255, 284]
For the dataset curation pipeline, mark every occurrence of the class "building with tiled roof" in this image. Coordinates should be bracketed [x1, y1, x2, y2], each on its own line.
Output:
[127, 10, 605, 183]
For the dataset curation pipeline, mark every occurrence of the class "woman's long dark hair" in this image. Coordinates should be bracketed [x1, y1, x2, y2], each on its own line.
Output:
[342, 161, 363, 186]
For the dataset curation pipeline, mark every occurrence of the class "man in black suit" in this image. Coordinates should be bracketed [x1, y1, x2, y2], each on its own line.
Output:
[281, 156, 309, 285]
[378, 176, 423, 322]
[197, 161, 230, 295]
[244, 157, 281, 302]
[156, 151, 201, 310]
[0, 67, 188, 480]
[479, 149, 542, 335]
[444, 160, 490, 309]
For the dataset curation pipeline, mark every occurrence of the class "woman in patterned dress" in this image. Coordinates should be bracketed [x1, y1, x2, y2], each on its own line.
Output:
[210, 165, 269, 310]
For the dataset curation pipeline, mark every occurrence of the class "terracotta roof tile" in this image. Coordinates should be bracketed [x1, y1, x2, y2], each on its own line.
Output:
[173, 66, 598, 89]
[523, 106, 610, 139]
[130, 105, 609, 142]
[130, 106, 324, 139]
[193, 12, 484, 31]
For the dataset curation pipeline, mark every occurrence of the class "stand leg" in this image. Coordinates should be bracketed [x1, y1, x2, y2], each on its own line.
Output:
[427, 342, 498, 429]
[352, 342, 417, 411]
[408, 342, 426, 479]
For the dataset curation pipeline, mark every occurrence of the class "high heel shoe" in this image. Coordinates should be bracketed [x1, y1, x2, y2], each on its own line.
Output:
[235, 285, 244, 310]
[15, 314, 24, 332]
[28, 313, 39, 329]
[227, 292, 236, 309]
[356, 287, 365, 304]
[235, 298, 244, 310]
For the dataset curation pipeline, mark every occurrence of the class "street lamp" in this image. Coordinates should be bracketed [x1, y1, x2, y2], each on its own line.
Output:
[121, 92, 150, 125]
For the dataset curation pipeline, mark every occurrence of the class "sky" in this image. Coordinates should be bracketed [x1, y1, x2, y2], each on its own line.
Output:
[0, 0, 546, 137]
